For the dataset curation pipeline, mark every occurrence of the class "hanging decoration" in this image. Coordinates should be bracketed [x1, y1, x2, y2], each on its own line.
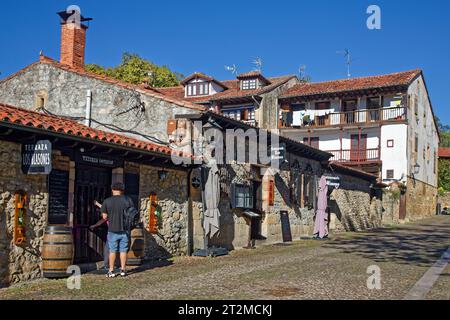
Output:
[148, 193, 159, 234]
[14, 191, 27, 245]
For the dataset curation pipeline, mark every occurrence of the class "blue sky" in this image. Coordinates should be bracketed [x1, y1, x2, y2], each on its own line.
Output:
[1, 0, 449, 124]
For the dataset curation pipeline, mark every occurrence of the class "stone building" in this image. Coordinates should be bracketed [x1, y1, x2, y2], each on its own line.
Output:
[175, 111, 381, 250]
[0, 102, 193, 287]
[156, 71, 299, 130]
[0, 13, 204, 144]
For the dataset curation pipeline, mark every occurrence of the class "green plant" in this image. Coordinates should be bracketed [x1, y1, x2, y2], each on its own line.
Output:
[438, 159, 450, 191]
[438, 187, 446, 197]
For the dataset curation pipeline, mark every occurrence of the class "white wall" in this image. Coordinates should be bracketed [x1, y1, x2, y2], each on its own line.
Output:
[406, 75, 439, 187]
[380, 124, 408, 182]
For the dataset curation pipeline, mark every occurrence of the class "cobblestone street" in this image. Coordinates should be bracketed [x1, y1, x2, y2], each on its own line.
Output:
[1, 216, 449, 300]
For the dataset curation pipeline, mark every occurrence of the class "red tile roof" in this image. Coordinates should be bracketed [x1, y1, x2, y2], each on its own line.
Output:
[439, 148, 450, 159]
[157, 75, 295, 104]
[280, 70, 422, 99]
[0, 102, 189, 157]
[0, 56, 205, 111]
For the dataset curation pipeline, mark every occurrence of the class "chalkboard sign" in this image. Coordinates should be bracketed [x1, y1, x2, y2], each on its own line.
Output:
[22, 140, 52, 174]
[48, 170, 69, 225]
[280, 211, 292, 242]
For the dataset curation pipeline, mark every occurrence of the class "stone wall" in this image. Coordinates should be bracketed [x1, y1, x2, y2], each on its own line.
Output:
[138, 165, 189, 259]
[405, 177, 438, 221]
[326, 171, 382, 232]
[0, 140, 48, 288]
[0, 62, 199, 143]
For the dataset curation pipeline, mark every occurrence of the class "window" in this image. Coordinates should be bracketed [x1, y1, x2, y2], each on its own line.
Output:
[242, 79, 257, 90]
[414, 135, 419, 153]
[232, 184, 253, 209]
[291, 104, 306, 112]
[427, 145, 430, 162]
[434, 151, 437, 174]
[367, 97, 382, 109]
[303, 137, 319, 149]
[222, 107, 255, 122]
[315, 101, 331, 110]
[387, 139, 394, 148]
[386, 170, 394, 179]
[186, 82, 209, 96]
[414, 95, 419, 116]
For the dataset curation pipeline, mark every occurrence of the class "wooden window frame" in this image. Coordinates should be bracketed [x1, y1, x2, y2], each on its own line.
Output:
[315, 101, 331, 110]
[386, 170, 394, 179]
[387, 139, 394, 148]
[186, 82, 209, 97]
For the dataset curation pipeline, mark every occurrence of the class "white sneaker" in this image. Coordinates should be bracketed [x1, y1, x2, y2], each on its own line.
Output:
[106, 271, 116, 278]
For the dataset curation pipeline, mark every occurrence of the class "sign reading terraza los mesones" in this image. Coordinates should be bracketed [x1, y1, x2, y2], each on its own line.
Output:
[21, 140, 52, 174]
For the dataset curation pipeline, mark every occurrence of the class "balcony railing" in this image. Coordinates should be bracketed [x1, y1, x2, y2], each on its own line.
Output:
[326, 148, 380, 163]
[280, 106, 407, 128]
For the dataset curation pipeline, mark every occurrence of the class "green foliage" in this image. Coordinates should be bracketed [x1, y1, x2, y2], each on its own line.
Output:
[440, 131, 450, 148]
[438, 187, 446, 197]
[383, 189, 401, 201]
[85, 53, 182, 88]
[438, 159, 450, 191]
[435, 116, 450, 147]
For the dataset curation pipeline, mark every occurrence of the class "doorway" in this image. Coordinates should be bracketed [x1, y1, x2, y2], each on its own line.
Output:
[343, 99, 357, 124]
[399, 192, 407, 220]
[73, 165, 112, 263]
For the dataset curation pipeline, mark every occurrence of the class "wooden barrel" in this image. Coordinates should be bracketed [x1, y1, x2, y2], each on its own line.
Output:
[127, 227, 145, 266]
[42, 226, 74, 278]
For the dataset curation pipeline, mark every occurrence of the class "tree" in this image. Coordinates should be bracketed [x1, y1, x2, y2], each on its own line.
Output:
[438, 159, 450, 191]
[85, 53, 183, 88]
[435, 116, 450, 148]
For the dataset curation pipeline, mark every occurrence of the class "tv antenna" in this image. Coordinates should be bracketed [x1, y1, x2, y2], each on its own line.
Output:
[337, 49, 353, 78]
[224, 64, 238, 75]
[252, 57, 263, 72]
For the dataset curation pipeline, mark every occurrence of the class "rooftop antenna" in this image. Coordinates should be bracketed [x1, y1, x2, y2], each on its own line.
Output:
[252, 57, 263, 72]
[336, 49, 353, 78]
[224, 64, 238, 75]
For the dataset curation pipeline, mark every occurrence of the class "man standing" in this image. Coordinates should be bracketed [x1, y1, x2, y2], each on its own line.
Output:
[101, 182, 133, 278]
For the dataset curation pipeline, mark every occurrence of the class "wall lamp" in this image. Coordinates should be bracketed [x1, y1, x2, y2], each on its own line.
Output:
[158, 169, 169, 181]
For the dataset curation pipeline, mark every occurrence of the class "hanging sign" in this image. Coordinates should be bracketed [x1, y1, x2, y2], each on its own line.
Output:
[271, 143, 286, 162]
[76, 153, 123, 168]
[21, 140, 52, 174]
[324, 175, 340, 188]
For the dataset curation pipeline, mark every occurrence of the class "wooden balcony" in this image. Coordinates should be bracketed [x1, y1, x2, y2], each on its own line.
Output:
[327, 148, 381, 163]
[280, 106, 407, 129]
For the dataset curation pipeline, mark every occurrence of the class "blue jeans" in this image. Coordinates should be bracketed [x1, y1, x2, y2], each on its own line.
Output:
[107, 231, 129, 253]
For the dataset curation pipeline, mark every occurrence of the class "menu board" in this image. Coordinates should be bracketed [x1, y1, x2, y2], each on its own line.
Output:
[48, 170, 69, 225]
[280, 211, 293, 242]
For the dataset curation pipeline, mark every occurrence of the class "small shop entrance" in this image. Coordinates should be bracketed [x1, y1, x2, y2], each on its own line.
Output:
[73, 164, 112, 263]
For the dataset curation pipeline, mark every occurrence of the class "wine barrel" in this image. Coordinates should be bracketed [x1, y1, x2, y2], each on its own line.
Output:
[42, 226, 74, 278]
[127, 227, 145, 266]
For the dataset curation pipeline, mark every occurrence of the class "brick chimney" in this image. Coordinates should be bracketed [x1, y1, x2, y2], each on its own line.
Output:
[57, 10, 92, 69]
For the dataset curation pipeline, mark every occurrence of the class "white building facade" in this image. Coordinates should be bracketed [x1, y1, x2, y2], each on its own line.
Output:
[278, 70, 439, 220]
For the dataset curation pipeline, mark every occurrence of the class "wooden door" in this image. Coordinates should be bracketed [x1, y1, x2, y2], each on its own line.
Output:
[343, 100, 357, 124]
[73, 165, 111, 263]
[351, 134, 367, 162]
[399, 193, 407, 220]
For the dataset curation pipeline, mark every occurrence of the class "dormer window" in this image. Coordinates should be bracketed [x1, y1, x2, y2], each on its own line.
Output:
[237, 71, 271, 91]
[181, 72, 228, 98]
[241, 79, 257, 90]
[187, 82, 209, 96]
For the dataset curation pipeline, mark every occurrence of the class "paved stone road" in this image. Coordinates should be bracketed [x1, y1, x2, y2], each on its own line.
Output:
[1, 216, 449, 300]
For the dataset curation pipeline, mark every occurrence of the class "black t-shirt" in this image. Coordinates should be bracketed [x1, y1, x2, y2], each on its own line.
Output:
[101, 195, 132, 233]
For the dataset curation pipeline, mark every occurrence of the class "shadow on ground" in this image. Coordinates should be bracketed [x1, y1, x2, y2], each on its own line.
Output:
[323, 217, 450, 267]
